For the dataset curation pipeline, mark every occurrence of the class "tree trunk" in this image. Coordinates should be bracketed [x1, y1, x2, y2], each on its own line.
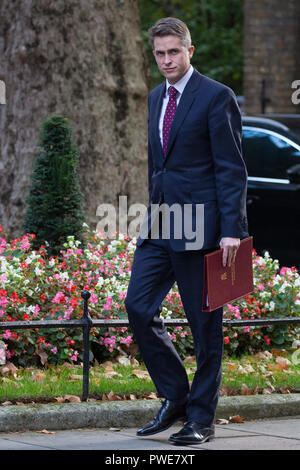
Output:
[0, 0, 149, 237]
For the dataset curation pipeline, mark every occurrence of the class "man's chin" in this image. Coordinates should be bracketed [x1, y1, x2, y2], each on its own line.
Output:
[163, 70, 179, 82]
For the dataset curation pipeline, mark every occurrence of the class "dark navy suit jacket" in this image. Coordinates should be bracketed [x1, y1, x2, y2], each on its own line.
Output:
[137, 68, 249, 251]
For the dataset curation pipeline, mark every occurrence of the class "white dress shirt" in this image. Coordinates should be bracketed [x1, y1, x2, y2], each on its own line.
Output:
[158, 65, 194, 146]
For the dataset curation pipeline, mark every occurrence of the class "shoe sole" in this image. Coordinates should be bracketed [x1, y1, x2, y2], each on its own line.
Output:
[137, 416, 187, 437]
[169, 435, 214, 445]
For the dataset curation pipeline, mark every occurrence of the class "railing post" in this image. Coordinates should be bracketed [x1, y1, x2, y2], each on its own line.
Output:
[81, 290, 92, 401]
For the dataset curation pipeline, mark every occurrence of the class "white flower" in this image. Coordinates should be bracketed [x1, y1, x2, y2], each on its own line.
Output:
[269, 301, 275, 311]
[60, 272, 69, 281]
[96, 277, 104, 288]
[35, 266, 43, 276]
[279, 282, 289, 293]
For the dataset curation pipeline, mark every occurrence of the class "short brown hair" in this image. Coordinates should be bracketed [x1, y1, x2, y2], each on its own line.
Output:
[148, 17, 192, 49]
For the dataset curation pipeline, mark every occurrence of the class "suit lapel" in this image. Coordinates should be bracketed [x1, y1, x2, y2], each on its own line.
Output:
[152, 83, 166, 159]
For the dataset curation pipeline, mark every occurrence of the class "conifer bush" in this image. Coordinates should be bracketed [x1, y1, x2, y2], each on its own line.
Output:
[24, 115, 84, 255]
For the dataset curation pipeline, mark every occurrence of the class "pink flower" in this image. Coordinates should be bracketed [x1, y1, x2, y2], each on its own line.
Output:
[280, 267, 288, 275]
[90, 293, 98, 305]
[19, 236, 31, 250]
[69, 350, 79, 361]
[0, 297, 8, 308]
[119, 291, 127, 300]
[32, 304, 40, 318]
[120, 335, 133, 345]
[2, 330, 11, 340]
[257, 283, 264, 291]
[51, 291, 67, 304]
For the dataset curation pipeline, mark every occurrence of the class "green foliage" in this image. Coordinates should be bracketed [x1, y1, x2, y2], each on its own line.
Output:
[23, 115, 84, 255]
[138, 0, 244, 94]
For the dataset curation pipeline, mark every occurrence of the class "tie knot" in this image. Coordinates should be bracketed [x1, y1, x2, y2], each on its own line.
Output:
[168, 86, 178, 98]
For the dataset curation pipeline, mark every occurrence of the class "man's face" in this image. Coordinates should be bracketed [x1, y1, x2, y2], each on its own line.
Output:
[153, 35, 194, 84]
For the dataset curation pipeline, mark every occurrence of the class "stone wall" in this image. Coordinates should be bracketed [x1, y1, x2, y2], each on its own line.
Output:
[243, 0, 300, 114]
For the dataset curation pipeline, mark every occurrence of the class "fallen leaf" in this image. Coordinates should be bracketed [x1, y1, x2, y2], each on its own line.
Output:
[103, 365, 122, 378]
[147, 392, 158, 399]
[144, 392, 158, 400]
[130, 357, 139, 367]
[263, 351, 273, 359]
[271, 349, 287, 357]
[64, 394, 81, 403]
[109, 427, 121, 432]
[216, 418, 229, 425]
[37, 429, 55, 434]
[275, 357, 291, 370]
[240, 383, 254, 395]
[131, 369, 151, 379]
[101, 361, 115, 368]
[107, 391, 122, 401]
[253, 351, 270, 360]
[279, 386, 291, 394]
[227, 362, 238, 371]
[0, 361, 18, 377]
[183, 356, 195, 364]
[30, 372, 45, 383]
[129, 394, 137, 400]
[54, 397, 65, 403]
[1, 401, 12, 406]
[229, 415, 244, 423]
[69, 375, 82, 381]
[35, 348, 48, 366]
[116, 356, 131, 367]
[265, 381, 275, 392]
[219, 384, 236, 397]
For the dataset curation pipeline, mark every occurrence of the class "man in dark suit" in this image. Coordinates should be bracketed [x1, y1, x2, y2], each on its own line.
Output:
[125, 17, 248, 445]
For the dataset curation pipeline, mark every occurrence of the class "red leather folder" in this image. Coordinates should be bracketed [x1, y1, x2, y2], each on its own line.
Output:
[202, 236, 254, 312]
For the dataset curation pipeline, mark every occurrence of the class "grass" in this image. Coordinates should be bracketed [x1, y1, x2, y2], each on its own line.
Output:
[0, 351, 299, 404]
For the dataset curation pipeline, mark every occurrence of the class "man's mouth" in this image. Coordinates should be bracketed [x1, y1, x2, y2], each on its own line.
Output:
[164, 68, 176, 72]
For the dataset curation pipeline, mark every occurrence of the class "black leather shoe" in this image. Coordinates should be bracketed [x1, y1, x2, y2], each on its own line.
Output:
[169, 421, 215, 445]
[137, 399, 187, 436]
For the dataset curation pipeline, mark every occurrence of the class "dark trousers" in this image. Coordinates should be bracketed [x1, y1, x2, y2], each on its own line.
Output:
[125, 216, 224, 426]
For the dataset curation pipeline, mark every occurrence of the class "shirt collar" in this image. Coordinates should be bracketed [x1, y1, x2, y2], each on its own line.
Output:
[166, 65, 194, 96]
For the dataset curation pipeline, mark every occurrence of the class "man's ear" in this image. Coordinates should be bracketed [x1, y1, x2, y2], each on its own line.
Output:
[188, 45, 195, 59]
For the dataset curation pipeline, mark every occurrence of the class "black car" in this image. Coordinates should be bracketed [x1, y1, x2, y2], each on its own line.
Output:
[241, 116, 300, 268]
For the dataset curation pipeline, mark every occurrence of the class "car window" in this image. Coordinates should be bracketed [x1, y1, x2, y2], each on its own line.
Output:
[242, 127, 300, 179]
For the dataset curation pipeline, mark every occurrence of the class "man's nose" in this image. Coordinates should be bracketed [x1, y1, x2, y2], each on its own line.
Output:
[163, 53, 172, 64]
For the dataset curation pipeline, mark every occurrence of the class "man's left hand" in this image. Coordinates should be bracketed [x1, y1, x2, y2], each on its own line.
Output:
[219, 237, 240, 267]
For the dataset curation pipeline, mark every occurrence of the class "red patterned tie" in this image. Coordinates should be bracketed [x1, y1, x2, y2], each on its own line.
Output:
[162, 85, 178, 156]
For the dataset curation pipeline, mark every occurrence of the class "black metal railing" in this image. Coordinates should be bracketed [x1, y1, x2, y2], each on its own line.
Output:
[0, 289, 299, 401]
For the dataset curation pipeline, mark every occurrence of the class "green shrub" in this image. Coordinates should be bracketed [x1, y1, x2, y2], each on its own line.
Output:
[23, 115, 84, 256]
